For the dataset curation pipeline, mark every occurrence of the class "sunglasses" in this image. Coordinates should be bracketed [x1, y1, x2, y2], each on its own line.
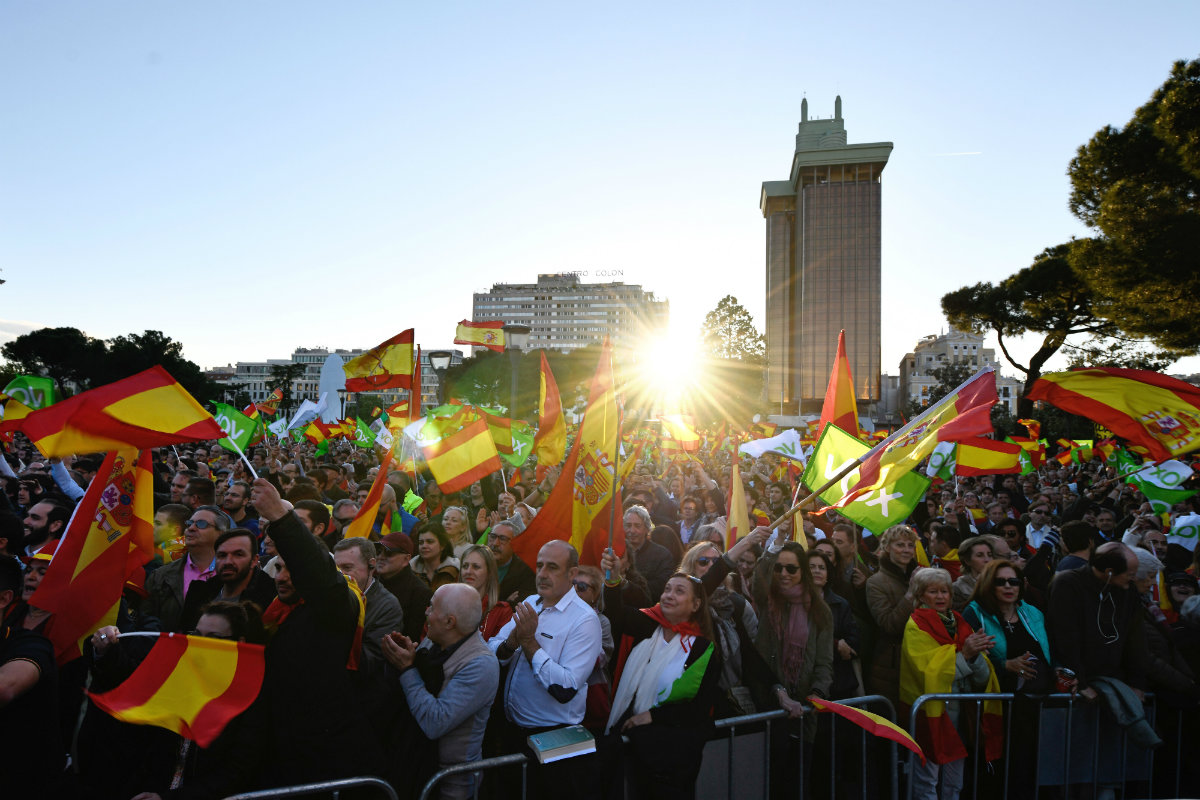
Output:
[773, 563, 800, 575]
[996, 577, 1022, 587]
[572, 581, 596, 593]
[185, 518, 216, 530]
[695, 557, 717, 567]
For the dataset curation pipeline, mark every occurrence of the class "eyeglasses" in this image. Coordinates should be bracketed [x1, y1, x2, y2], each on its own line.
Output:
[572, 581, 596, 593]
[334, 516, 356, 525]
[185, 518, 215, 529]
[1031, 509, 1048, 515]
[488, 534, 512, 544]
[773, 563, 800, 575]
[996, 577, 1022, 588]
[695, 557, 717, 567]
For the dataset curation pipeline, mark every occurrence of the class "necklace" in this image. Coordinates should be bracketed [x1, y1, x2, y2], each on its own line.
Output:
[1000, 608, 1018, 633]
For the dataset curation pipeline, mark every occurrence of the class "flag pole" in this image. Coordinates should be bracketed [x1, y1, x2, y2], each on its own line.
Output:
[225, 435, 259, 481]
[605, 346, 621, 583]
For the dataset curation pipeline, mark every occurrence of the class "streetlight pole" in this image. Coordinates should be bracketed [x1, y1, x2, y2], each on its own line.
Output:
[427, 350, 453, 407]
[502, 323, 531, 419]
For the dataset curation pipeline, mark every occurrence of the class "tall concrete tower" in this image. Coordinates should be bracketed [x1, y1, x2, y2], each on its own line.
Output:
[760, 97, 892, 414]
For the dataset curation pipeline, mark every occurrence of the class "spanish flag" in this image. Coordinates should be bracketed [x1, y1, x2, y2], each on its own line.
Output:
[343, 450, 393, 540]
[513, 339, 623, 567]
[31, 450, 155, 663]
[421, 416, 502, 494]
[1028, 367, 1200, 461]
[818, 330, 858, 438]
[454, 320, 506, 352]
[14, 367, 225, 458]
[899, 609, 1003, 765]
[0, 392, 34, 442]
[659, 414, 701, 452]
[726, 461, 753, 551]
[954, 437, 1023, 476]
[344, 329, 415, 392]
[830, 369, 996, 510]
[534, 351, 566, 480]
[89, 633, 265, 748]
[809, 697, 925, 763]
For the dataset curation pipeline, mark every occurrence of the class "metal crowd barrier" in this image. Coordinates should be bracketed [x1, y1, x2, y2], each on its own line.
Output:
[416, 694, 901, 800]
[904, 691, 1185, 800]
[224, 775, 399, 799]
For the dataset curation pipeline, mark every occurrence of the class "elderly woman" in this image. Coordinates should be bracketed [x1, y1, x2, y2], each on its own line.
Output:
[1132, 548, 1200, 703]
[901, 568, 1000, 800]
[599, 550, 724, 800]
[951, 536, 994, 611]
[866, 524, 919, 706]
[411, 522, 460, 590]
[458, 544, 514, 639]
[441, 506, 475, 559]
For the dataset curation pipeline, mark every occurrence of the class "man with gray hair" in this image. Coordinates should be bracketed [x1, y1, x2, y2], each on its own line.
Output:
[383, 583, 499, 800]
[144, 504, 229, 632]
[623, 504, 673, 598]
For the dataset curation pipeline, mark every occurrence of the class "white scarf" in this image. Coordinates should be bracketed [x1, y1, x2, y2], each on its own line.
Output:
[605, 627, 693, 733]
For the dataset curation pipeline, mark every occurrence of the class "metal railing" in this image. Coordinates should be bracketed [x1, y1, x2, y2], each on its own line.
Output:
[416, 694, 901, 800]
[224, 775, 398, 800]
[904, 691, 1183, 800]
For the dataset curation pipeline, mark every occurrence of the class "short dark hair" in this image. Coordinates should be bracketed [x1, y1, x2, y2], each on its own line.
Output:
[215, 528, 258, 553]
[293, 500, 330, 530]
[0, 555, 23, 600]
[186, 477, 215, 505]
[1060, 520, 1093, 553]
[157, 503, 191, 530]
[932, 522, 962, 550]
[197, 600, 267, 645]
[414, 521, 453, 563]
[0, 512, 21, 556]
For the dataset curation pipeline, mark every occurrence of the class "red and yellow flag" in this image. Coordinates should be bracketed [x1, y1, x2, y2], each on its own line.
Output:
[513, 339, 622, 567]
[31, 450, 155, 663]
[88, 632, 265, 748]
[1027, 367, 1200, 461]
[818, 329, 858, 438]
[344, 329, 415, 392]
[830, 369, 996, 510]
[955, 437, 1023, 476]
[725, 461, 752, 551]
[422, 417, 502, 494]
[343, 450, 393, 540]
[454, 320, 506, 353]
[809, 697, 925, 764]
[409, 345, 423, 425]
[255, 387, 283, 416]
[534, 351, 566, 480]
[15, 367, 224, 458]
[0, 392, 34, 442]
[659, 414, 700, 452]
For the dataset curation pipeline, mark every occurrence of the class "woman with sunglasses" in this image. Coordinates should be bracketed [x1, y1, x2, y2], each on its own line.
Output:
[458, 544, 514, 639]
[598, 549, 723, 800]
[680, 541, 760, 715]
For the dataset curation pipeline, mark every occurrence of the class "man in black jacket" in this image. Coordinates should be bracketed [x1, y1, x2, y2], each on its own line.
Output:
[179, 528, 277, 633]
[376, 531, 432, 642]
[250, 478, 382, 787]
[490, 521, 535, 603]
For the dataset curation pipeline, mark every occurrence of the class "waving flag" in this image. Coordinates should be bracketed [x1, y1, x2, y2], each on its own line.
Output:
[343, 450, 393, 541]
[31, 450, 155, 663]
[3, 375, 59, 410]
[0, 393, 35, 441]
[809, 697, 925, 763]
[1027, 367, 1200, 461]
[454, 320, 506, 352]
[213, 403, 260, 454]
[738, 428, 806, 462]
[513, 339, 622, 567]
[255, 387, 283, 416]
[15, 367, 224, 458]
[344, 330, 415, 392]
[659, 414, 700, 452]
[954, 438, 1023, 476]
[534, 352, 566, 480]
[726, 461, 754, 550]
[89, 632, 265, 748]
[829, 369, 996, 510]
[818, 330, 858, 438]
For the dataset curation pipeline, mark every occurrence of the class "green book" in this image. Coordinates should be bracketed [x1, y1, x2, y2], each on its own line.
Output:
[526, 725, 596, 764]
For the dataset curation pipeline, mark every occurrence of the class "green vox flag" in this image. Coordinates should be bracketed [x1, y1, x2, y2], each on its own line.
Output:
[1124, 458, 1196, 515]
[802, 424, 931, 536]
[1004, 437, 1038, 475]
[290, 427, 306, 443]
[924, 442, 956, 482]
[500, 420, 536, 468]
[354, 417, 377, 449]
[2, 376, 59, 410]
[213, 403, 258, 453]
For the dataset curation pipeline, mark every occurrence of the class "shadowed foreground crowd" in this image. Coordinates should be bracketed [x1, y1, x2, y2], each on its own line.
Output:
[2, 436, 1199, 800]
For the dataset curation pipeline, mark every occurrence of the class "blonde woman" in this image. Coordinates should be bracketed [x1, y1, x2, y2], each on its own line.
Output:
[458, 544, 513, 639]
[442, 505, 474, 559]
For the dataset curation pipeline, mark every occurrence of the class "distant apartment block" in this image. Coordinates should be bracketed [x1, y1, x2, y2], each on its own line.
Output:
[897, 328, 1024, 414]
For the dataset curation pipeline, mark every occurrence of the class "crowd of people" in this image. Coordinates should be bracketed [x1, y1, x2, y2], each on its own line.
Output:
[2, 427, 1199, 800]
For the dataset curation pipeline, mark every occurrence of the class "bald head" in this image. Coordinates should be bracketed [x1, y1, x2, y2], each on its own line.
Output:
[434, 583, 482, 636]
[1093, 541, 1138, 588]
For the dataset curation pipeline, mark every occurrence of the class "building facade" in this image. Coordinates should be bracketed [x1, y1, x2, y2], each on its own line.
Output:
[209, 347, 462, 415]
[895, 328, 1023, 414]
[761, 97, 892, 414]
[471, 273, 668, 352]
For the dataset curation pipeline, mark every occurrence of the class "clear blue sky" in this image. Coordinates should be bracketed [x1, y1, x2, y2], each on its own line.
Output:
[3, 2, 1197, 381]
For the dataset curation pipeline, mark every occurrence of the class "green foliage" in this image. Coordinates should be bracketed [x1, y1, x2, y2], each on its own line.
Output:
[906, 362, 975, 418]
[1067, 58, 1200, 352]
[700, 295, 766, 363]
[1, 326, 216, 402]
[268, 363, 307, 417]
[1062, 338, 1175, 372]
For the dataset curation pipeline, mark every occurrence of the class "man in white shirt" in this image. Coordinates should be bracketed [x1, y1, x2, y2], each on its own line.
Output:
[1025, 503, 1056, 549]
[489, 539, 601, 799]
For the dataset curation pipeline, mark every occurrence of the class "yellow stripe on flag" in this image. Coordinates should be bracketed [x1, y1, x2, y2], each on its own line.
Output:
[105, 384, 212, 432]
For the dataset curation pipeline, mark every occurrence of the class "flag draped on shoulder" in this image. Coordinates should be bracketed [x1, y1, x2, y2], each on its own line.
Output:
[534, 351, 566, 480]
[804, 424, 930, 534]
[14, 367, 224, 458]
[831, 368, 996, 510]
[819, 330, 858, 437]
[513, 339, 622, 567]
[343, 329, 415, 392]
[31, 450, 155, 663]
[88, 632, 265, 748]
[726, 461, 752, 551]
[454, 320, 506, 352]
[1027, 367, 1200, 461]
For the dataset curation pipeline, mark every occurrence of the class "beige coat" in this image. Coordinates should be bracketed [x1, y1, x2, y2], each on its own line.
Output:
[865, 556, 915, 707]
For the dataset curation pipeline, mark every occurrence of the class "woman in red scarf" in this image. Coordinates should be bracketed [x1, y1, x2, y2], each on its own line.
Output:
[599, 549, 723, 800]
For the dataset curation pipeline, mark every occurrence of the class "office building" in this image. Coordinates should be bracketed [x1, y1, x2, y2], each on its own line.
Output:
[471, 273, 668, 352]
[761, 97, 892, 414]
